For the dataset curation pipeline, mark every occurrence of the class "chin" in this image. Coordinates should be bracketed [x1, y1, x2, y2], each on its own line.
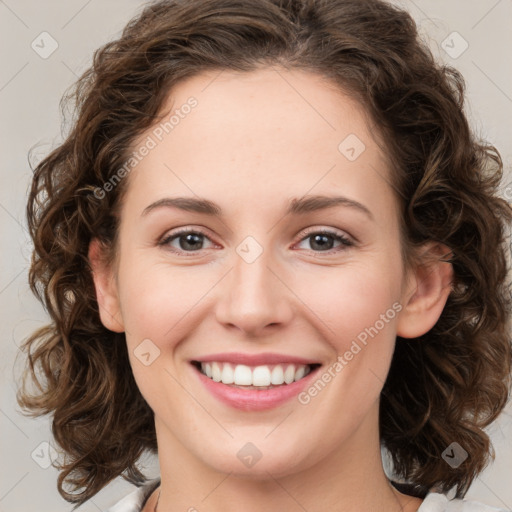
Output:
[194, 439, 319, 480]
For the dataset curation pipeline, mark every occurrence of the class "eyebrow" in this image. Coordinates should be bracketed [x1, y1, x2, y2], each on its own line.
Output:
[141, 194, 373, 220]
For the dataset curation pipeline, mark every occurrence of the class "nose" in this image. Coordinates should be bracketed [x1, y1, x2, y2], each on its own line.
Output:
[214, 246, 294, 337]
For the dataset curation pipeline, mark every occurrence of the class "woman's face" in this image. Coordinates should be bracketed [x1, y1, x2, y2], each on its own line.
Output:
[93, 67, 430, 478]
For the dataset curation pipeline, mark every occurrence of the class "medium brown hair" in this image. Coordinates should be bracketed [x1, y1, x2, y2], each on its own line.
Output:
[17, 0, 512, 506]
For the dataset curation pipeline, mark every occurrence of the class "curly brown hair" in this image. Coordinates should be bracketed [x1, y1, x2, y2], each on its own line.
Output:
[17, 0, 512, 507]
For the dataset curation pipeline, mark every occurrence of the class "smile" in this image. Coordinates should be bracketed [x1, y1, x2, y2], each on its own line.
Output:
[190, 354, 323, 411]
[194, 361, 318, 389]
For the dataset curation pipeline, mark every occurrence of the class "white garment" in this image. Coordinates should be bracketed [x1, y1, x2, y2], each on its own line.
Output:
[105, 478, 510, 512]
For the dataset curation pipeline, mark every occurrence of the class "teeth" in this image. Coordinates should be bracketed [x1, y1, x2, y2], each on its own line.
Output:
[252, 366, 271, 386]
[270, 365, 284, 385]
[294, 365, 306, 381]
[233, 364, 252, 385]
[221, 363, 234, 384]
[211, 362, 222, 382]
[199, 362, 312, 387]
[284, 364, 295, 384]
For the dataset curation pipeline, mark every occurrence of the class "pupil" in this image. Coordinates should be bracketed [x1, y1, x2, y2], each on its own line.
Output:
[311, 234, 333, 251]
[181, 233, 202, 250]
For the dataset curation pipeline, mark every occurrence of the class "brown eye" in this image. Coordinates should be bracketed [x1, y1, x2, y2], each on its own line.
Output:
[159, 229, 215, 254]
[295, 230, 353, 253]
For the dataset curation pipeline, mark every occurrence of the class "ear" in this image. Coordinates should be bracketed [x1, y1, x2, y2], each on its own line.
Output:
[396, 242, 453, 338]
[88, 238, 125, 333]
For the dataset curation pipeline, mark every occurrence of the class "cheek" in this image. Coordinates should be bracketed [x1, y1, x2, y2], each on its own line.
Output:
[295, 259, 403, 414]
[117, 256, 212, 343]
[115, 258, 199, 407]
[301, 260, 403, 349]
[295, 268, 401, 430]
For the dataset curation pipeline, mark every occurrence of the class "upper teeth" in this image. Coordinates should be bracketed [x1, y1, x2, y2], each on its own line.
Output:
[200, 362, 311, 386]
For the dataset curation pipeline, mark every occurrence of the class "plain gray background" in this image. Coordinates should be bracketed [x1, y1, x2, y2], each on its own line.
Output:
[1, 1, 511, 511]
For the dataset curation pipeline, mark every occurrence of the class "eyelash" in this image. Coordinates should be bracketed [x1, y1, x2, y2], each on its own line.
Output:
[158, 227, 354, 256]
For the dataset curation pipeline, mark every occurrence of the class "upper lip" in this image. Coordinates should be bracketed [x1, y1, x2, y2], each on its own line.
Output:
[192, 352, 321, 366]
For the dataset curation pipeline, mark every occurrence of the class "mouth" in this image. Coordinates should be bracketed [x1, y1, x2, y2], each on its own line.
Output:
[191, 361, 322, 390]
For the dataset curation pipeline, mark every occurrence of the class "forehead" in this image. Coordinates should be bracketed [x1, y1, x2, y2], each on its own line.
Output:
[157, 66, 378, 156]
[121, 66, 397, 221]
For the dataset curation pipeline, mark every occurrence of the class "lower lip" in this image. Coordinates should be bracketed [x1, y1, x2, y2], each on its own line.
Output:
[193, 364, 321, 411]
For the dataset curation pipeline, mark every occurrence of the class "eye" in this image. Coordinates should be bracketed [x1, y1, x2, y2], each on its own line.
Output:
[294, 229, 354, 253]
[158, 228, 216, 254]
[158, 227, 354, 256]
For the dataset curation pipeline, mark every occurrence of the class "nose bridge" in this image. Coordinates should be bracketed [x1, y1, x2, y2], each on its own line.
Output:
[233, 245, 273, 301]
[215, 237, 292, 334]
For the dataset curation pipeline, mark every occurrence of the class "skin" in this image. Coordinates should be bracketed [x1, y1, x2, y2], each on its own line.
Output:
[89, 66, 453, 512]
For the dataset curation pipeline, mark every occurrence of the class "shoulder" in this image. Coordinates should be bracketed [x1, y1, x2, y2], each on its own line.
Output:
[419, 492, 510, 512]
[105, 478, 161, 512]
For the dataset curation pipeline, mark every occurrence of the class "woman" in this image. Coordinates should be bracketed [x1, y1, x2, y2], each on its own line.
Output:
[18, 0, 512, 511]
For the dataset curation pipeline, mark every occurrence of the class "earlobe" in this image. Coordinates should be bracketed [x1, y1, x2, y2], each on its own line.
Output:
[88, 238, 125, 333]
[396, 243, 453, 339]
